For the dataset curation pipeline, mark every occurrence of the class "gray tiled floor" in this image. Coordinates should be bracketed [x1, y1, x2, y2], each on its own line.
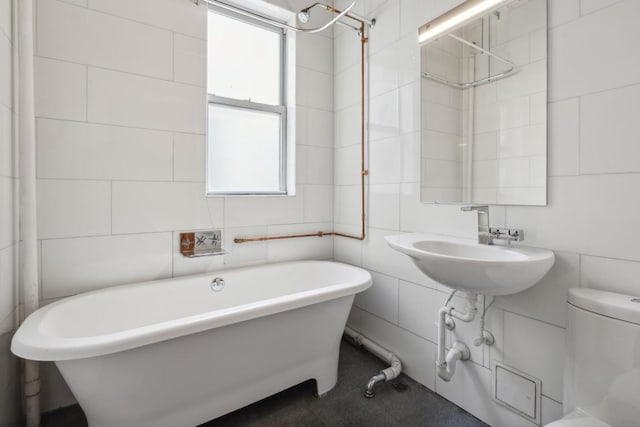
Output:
[43, 340, 488, 427]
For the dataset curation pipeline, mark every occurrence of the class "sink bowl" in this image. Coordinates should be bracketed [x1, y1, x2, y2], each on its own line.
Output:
[385, 233, 555, 296]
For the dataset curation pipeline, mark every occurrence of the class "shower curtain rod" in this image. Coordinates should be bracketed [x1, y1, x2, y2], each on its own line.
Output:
[194, 0, 362, 33]
[422, 33, 516, 89]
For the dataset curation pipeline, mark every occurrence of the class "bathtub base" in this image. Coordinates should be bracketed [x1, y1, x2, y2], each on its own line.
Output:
[56, 296, 353, 427]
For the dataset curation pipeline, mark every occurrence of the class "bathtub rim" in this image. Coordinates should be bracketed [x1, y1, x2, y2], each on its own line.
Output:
[11, 260, 371, 362]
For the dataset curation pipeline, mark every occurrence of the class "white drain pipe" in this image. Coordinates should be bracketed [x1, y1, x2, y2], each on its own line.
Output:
[436, 292, 478, 382]
[344, 326, 402, 398]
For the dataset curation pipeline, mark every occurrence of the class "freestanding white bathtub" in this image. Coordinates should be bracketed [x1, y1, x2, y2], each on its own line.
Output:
[11, 260, 371, 427]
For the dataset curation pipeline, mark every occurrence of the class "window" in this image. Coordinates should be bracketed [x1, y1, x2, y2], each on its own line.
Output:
[206, 6, 294, 195]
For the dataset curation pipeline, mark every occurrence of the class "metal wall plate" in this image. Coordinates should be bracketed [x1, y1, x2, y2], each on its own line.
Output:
[180, 230, 226, 257]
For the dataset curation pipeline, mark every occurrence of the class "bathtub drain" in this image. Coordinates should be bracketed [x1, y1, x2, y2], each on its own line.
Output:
[211, 278, 225, 291]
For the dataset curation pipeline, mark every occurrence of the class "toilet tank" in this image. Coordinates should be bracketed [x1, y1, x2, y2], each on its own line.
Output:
[564, 288, 640, 426]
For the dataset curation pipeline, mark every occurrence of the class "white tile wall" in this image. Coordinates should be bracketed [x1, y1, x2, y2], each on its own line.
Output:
[29, 0, 640, 423]
[34, 0, 336, 411]
[336, 1, 640, 425]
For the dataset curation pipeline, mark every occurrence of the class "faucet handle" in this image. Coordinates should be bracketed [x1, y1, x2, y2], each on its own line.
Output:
[489, 227, 524, 244]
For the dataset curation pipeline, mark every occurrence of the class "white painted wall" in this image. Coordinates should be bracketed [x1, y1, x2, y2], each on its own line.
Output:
[33, 0, 335, 411]
[335, 0, 640, 425]
[0, 0, 20, 425]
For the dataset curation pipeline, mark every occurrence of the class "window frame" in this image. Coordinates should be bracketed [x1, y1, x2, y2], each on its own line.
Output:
[206, 5, 291, 196]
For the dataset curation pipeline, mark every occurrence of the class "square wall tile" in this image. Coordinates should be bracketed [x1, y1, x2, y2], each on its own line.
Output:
[303, 185, 333, 223]
[334, 185, 361, 227]
[580, 83, 640, 174]
[0, 177, 16, 249]
[173, 33, 206, 87]
[548, 98, 579, 177]
[88, 68, 205, 134]
[0, 36, 10, 110]
[296, 32, 332, 75]
[368, 184, 400, 230]
[355, 271, 399, 324]
[224, 192, 304, 228]
[0, 106, 12, 178]
[581, 255, 640, 297]
[41, 233, 173, 299]
[503, 312, 565, 402]
[38, 0, 173, 79]
[398, 280, 446, 342]
[548, 1, 640, 100]
[35, 57, 86, 121]
[223, 226, 268, 267]
[495, 251, 579, 328]
[333, 234, 362, 267]
[0, 245, 15, 331]
[173, 133, 205, 182]
[37, 179, 111, 239]
[112, 181, 218, 234]
[548, 0, 579, 28]
[506, 175, 640, 262]
[88, 0, 207, 39]
[37, 119, 173, 181]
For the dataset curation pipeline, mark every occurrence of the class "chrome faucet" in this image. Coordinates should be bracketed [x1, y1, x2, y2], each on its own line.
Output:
[460, 205, 492, 245]
[461, 205, 525, 245]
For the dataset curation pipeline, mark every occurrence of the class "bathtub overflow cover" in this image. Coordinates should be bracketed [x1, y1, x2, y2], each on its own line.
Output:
[211, 277, 225, 292]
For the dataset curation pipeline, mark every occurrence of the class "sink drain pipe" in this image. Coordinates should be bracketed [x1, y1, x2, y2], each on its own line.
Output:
[344, 326, 402, 398]
[437, 291, 478, 382]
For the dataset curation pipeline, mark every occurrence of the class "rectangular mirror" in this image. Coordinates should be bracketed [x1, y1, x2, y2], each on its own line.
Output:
[420, 0, 547, 205]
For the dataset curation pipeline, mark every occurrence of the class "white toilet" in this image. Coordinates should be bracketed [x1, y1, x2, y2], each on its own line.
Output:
[546, 288, 640, 427]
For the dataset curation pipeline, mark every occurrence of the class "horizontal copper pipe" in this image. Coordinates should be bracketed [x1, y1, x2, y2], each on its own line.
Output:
[234, 22, 368, 245]
[234, 231, 366, 244]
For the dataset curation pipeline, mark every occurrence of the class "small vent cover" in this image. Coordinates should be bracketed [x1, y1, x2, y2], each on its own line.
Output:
[492, 361, 542, 425]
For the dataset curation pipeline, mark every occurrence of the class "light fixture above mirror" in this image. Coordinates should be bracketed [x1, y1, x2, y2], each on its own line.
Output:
[418, 0, 510, 45]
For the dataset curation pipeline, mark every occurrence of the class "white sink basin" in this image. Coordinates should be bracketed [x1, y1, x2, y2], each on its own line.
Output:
[385, 233, 555, 296]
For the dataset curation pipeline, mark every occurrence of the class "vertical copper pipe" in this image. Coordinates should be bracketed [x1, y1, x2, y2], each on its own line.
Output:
[234, 20, 369, 244]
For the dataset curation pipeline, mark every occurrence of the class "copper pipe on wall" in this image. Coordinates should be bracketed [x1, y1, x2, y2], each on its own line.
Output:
[234, 18, 369, 245]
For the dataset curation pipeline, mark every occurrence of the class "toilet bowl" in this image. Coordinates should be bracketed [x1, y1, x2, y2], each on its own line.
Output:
[544, 288, 640, 427]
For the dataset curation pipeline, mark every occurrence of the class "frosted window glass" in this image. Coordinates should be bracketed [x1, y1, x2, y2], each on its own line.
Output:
[207, 104, 282, 193]
[208, 11, 281, 105]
